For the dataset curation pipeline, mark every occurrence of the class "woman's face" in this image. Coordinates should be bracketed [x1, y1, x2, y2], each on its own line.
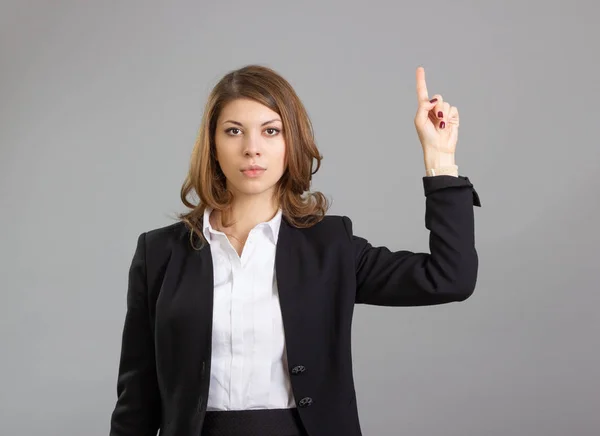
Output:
[214, 98, 286, 200]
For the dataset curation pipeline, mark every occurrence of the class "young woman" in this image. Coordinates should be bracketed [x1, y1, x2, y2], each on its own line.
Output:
[109, 64, 481, 436]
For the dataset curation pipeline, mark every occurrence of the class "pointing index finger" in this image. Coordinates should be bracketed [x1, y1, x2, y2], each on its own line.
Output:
[416, 66, 429, 102]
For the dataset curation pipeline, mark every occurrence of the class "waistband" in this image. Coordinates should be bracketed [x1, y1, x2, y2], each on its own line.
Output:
[202, 407, 307, 436]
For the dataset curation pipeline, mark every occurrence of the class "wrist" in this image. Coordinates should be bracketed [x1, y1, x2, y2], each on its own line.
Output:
[423, 151, 456, 171]
[425, 165, 458, 177]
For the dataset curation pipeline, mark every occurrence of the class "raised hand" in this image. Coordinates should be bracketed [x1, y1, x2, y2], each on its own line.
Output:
[414, 66, 459, 159]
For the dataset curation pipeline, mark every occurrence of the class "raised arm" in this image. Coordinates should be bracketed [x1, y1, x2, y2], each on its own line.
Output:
[346, 175, 480, 306]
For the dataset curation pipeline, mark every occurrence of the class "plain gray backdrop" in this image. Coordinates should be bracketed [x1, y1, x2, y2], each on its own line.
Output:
[1, 1, 599, 435]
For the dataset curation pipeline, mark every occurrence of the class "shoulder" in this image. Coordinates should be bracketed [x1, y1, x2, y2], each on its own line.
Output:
[317, 214, 354, 233]
[135, 221, 189, 262]
[144, 220, 188, 246]
[292, 214, 354, 241]
[312, 214, 349, 229]
[129, 221, 191, 284]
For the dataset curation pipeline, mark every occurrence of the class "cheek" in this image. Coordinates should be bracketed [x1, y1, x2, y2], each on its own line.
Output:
[214, 141, 235, 168]
[274, 141, 287, 170]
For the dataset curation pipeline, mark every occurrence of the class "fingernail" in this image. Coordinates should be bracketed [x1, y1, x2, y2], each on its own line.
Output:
[437, 111, 443, 118]
[440, 121, 445, 129]
[430, 98, 438, 103]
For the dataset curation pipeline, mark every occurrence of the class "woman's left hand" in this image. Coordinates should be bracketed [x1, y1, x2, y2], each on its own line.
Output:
[413, 66, 459, 157]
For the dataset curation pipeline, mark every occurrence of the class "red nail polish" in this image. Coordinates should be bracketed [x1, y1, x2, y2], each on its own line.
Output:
[437, 111, 443, 118]
[440, 121, 445, 129]
[430, 98, 438, 103]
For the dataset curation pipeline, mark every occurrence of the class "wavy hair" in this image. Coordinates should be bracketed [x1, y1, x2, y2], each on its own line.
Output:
[178, 64, 329, 249]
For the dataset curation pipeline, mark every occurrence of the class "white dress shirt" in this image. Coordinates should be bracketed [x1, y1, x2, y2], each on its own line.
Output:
[202, 207, 296, 411]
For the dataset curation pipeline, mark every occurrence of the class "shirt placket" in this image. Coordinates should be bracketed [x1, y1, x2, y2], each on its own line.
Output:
[228, 241, 244, 409]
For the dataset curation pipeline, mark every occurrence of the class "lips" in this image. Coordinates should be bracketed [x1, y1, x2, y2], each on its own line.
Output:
[241, 165, 266, 172]
[241, 165, 266, 178]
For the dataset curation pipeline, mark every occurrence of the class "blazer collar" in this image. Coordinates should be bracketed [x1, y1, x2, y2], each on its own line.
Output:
[201, 207, 283, 245]
[170, 215, 300, 313]
[173, 215, 306, 310]
[173, 216, 311, 296]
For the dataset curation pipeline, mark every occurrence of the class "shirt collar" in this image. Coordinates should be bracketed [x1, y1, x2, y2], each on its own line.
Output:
[202, 207, 283, 244]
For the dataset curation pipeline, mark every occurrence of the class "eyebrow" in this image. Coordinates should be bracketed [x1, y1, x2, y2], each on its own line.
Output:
[222, 118, 282, 126]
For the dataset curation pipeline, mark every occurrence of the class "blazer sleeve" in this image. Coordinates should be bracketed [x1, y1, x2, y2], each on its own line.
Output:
[344, 175, 481, 306]
[109, 233, 161, 436]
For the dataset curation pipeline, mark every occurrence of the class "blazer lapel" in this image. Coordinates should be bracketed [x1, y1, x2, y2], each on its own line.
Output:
[275, 219, 313, 361]
[276, 217, 320, 294]
[158, 233, 214, 404]
[275, 218, 301, 295]
[174, 238, 214, 354]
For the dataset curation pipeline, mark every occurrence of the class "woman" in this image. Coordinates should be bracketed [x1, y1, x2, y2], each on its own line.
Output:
[109, 64, 481, 436]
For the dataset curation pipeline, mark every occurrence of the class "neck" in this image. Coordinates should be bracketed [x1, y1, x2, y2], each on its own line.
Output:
[217, 192, 279, 235]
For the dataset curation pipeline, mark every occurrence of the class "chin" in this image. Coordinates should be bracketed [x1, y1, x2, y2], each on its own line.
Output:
[231, 181, 277, 197]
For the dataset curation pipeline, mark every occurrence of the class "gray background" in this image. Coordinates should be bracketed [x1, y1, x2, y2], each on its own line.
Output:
[1, 0, 599, 435]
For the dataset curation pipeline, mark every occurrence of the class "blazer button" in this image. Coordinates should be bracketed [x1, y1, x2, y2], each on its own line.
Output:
[291, 365, 306, 375]
[298, 397, 313, 408]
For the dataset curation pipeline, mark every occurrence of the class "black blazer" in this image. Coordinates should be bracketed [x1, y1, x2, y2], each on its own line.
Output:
[109, 175, 481, 436]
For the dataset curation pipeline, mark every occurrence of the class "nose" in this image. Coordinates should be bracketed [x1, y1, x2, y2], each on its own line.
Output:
[243, 132, 262, 157]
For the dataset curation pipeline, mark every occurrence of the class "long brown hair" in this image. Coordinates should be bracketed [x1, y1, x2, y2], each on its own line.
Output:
[178, 64, 330, 249]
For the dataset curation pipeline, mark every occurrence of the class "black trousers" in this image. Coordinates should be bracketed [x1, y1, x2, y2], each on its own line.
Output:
[201, 407, 308, 436]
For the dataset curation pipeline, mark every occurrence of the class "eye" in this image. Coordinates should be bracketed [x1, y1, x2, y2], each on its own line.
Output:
[225, 128, 242, 136]
[265, 128, 281, 136]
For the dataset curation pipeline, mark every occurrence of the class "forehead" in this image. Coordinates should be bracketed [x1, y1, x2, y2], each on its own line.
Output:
[218, 98, 281, 123]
